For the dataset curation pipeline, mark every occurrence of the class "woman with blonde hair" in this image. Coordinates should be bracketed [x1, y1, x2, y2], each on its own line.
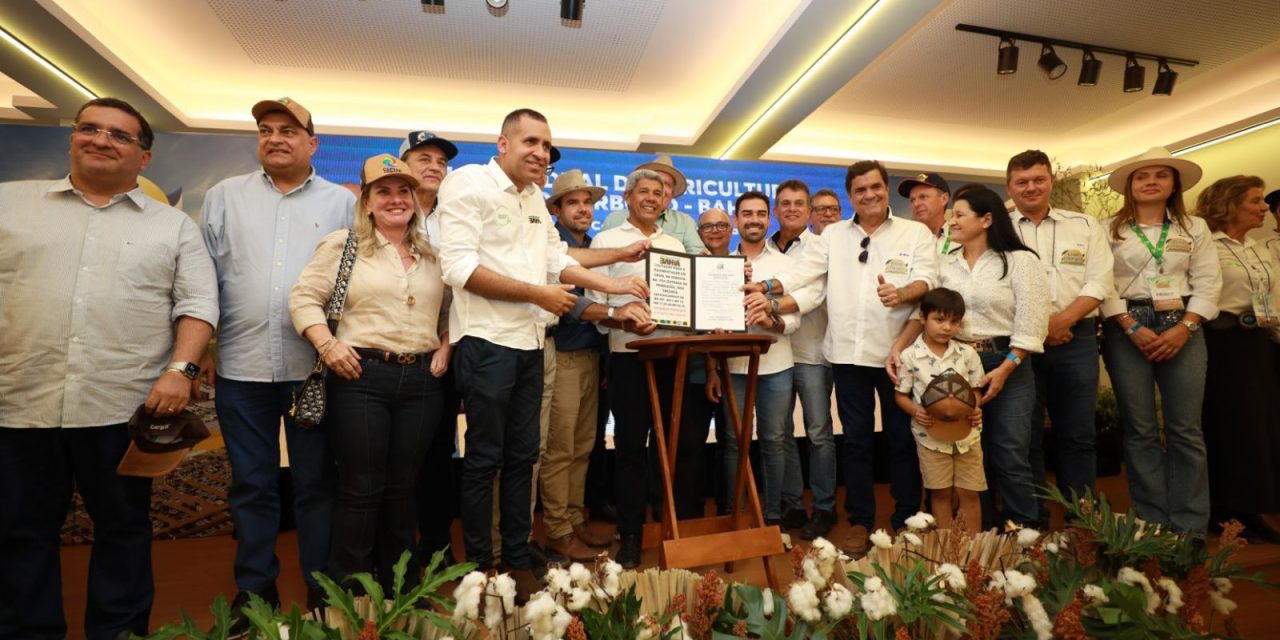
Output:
[1195, 175, 1280, 541]
[1099, 148, 1221, 535]
[290, 154, 450, 590]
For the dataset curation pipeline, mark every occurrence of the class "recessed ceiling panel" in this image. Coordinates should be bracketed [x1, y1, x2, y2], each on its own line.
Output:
[205, 0, 663, 91]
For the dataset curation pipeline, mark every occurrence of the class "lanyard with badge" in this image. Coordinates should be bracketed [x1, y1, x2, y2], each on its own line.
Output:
[1017, 215, 1061, 302]
[1219, 239, 1279, 327]
[1130, 220, 1184, 311]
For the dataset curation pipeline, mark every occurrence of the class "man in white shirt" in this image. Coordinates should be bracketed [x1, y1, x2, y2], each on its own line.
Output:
[1005, 150, 1114, 522]
[437, 109, 646, 594]
[758, 180, 837, 540]
[809, 188, 843, 233]
[584, 169, 688, 567]
[600, 155, 705, 253]
[898, 173, 955, 256]
[746, 161, 936, 556]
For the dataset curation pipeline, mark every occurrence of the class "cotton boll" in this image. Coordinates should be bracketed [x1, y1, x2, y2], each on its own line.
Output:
[1158, 577, 1184, 615]
[869, 529, 893, 550]
[935, 563, 966, 591]
[823, 583, 854, 619]
[905, 512, 936, 531]
[761, 588, 774, 617]
[1082, 584, 1108, 604]
[1020, 594, 1053, 640]
[787, 581, 822, 623]
[1016, 528, 1041, 547]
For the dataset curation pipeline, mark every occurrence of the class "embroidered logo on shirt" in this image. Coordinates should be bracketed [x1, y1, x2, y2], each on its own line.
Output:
[528, 215, 542, 224]
[497, 212, 512, 226]
[1165, 237, 1193, 253]
[883, 257, 910, 276]
[1059, 248, 1087, 266]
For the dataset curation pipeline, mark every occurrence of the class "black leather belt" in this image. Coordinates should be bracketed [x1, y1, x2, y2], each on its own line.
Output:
[354, 347, 430, 365]
[1206, 311, 1261, 330]
[960, 336, 1011, 352]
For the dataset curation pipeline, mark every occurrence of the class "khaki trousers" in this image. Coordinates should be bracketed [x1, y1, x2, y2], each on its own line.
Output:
[539, 348, 601, 538]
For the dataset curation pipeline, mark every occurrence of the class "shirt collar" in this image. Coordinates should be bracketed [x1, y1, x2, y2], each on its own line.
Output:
[851, 208, 895, 235]
[1211, 229, 1256, 248]
[556, 222, 590, 248]
[769, 228, 809, 254]
[49, 175, 149, 209]
[484, 157, 541, 196]
[619, 217, 666, 238]
[910, 334, 961, 362]
[258, 167, 317, 195]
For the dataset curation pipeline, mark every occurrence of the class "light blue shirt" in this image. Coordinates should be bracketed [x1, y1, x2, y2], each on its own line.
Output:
[601, 207, 706, 254]
[202, 169, 354, 382]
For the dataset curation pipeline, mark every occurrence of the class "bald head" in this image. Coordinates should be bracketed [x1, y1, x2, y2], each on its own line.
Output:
[698, 208, 732, 256]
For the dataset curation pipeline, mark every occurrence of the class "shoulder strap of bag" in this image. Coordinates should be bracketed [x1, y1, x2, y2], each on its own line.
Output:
[324, 228, 359, 333]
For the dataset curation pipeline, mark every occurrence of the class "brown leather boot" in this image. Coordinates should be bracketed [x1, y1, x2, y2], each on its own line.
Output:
[502, 566, 543, 605]
[546, 532, 598, 561]
[573, 523, 615, 548]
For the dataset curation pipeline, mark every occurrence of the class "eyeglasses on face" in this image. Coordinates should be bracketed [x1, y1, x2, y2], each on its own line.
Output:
[72, 123, 143, 147]
[545, 164, 556, 176]
[858, 236, 871, 263]
[813, 205, 841, 214]
[699, 222, 731, 232]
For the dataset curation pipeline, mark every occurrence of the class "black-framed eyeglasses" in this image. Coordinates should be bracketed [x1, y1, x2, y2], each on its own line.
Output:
[72, 123, 143, 147]
[858, 236, 871, 263]
[699, 222, 730, 232]
[813, 205, 841, 214]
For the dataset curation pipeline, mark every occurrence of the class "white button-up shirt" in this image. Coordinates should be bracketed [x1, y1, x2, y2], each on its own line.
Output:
[0, 178, 219, 428]
[438, 159, 578, 350]
[1099, 215, 1221, 320]
[896, 335, 985, 454]
[1211, 231, 1277, 317]
[1011, 208, 1114, 316]
[726, 243, 808, 376]
[770, 230, 828, 366]
[938, 249, 1050, 353]
[587, 219, 684, 354]
[778, 214, 938, 367]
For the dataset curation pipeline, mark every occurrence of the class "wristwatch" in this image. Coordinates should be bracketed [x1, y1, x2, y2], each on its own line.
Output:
[770, 298, 780, 314]
[607, 306, 615, 320]
[1180, 319, 1200, 333]
[164, 361, 201, 380]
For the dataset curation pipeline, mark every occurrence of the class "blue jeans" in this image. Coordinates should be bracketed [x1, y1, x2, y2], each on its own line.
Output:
[0, 425, 153, 640]
[1101, 310, 1209, 533]
[977, 351, 1038, 527]
[833, 365, 921, 530]
[454, 337, 542, 569]
[792, 363, 836, 512]
[326, 356, 441, 590]
[216, 377, 335, 591]
[723, 371, 803, 520]
[1029, 322, 1100, 513]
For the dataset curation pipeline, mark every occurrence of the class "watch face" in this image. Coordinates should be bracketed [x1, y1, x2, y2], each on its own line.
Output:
[182, 363, 201, 379]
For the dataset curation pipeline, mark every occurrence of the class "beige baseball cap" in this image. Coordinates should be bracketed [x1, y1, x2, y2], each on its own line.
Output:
[251, 97, 314, 134]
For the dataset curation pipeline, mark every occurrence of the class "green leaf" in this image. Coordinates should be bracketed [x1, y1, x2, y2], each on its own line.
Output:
[310, 570, 364, 632]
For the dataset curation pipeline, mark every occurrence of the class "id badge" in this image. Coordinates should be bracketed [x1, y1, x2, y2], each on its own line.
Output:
[1252, 291, 1280, 327]
[1146, 274, 1184, 311]
[1045, 267, 1059, 303]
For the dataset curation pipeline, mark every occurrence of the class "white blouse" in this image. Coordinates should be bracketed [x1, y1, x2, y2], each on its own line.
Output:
[938, 248, 1050, 353]
[1099, 215, 1221, 320]
[1212, 232, 1277, 316]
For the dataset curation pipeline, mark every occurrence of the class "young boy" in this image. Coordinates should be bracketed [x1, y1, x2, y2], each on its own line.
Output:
[894, 288, 985, 533]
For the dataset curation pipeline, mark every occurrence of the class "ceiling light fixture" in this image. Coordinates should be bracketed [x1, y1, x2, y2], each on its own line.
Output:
[719, 0, 885, 159]
[1152, 58, 1178, 96]
[1037, 43, 1066, 79]
[420, 0, 444, 6]
[956, 24, 1196, 94]
[0, 25, 96, 99]
[1077, 49, 1101, 86]
[485, 0, 507, 8]
[560, 0, 584, 21]
[1123, 54, 1144, 93]
[997, 37, 1019, 74]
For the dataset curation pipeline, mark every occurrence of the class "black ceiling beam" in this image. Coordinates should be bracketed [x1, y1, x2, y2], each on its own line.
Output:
[955, 23, 1198, 67]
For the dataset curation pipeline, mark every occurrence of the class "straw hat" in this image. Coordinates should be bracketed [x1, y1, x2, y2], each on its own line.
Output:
[635, 155, 688, 198]
[547, 169, 605, 207]
[1107, 147, 1202, 194]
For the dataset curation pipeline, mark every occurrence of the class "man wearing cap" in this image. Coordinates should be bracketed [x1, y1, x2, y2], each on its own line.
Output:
[0, 97, 219, 640]
[898, 173, 955, 255]
[200, 97, 354, 621]
[1005, 150, 1114, 519]
[437, 108, 647, 593]
[745, 160, 935, 556]
[398, 130, 466, 564]
[602, 155, 706, 254]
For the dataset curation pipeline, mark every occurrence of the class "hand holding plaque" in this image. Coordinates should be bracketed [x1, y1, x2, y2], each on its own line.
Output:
[645, 248, 746, 332]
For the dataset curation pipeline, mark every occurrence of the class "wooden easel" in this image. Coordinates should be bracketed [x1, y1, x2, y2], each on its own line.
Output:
[627, 334, 783, 590]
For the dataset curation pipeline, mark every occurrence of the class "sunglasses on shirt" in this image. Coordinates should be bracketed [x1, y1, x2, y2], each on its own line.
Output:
[858, 236, 870, 263]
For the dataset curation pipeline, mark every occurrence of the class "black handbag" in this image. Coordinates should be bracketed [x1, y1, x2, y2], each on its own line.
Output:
[290, 229, 358, 429]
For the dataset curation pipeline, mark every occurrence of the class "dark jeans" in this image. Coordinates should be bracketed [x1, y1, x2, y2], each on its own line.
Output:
[0, 425, 153, 640]
[1029, 322, 1100, 516]
[326, 355, 442, 590]
[215, 377, 335, 592]
[417, 366, 459, 560]
[453, 337, 542, 570]
[978, 350, 1039, 527]
[610, 354, 703, 534]
[833, 364, 921, 530]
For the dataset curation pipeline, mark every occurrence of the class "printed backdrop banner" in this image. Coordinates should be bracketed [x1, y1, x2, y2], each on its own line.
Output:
[0, 124, 986, 241]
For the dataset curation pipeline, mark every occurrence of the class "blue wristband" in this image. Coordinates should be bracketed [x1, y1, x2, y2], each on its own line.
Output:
[763, 279, 773, 294]
[1124, 321, 1143, 336]
[1005, 352, 1021, 366]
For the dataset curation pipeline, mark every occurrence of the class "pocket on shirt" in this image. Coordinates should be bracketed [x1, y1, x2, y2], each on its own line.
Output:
[115, 240, 175, 295]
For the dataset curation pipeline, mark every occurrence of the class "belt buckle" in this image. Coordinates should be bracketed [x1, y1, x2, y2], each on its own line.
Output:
[396, 352, 417, 365]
